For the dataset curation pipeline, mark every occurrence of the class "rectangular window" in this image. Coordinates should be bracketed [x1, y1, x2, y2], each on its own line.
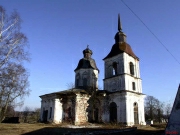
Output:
[132, 82, 136, 90]
[76, 79, 79, 87]
[130, 62, 134, 75]
[49, 107, 52, 119]
[83, 78, 87, 87]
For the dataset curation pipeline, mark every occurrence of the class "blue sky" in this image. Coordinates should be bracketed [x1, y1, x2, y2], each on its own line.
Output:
[1, 0, 180, 110]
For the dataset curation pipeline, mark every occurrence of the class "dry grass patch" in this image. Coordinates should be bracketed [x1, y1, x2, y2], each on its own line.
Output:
[0, 123, 166, 135]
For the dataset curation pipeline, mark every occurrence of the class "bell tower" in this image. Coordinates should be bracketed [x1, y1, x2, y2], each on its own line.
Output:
[102, 14, 146, 125]
[74, 45, 99, 91]
[103, 14, 142, 93]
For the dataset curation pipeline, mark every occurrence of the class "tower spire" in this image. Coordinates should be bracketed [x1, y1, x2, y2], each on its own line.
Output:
[118, 14, 122, 32]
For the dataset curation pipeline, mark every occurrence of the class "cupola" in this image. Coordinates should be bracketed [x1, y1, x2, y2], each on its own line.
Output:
[82, 45, 92, 59]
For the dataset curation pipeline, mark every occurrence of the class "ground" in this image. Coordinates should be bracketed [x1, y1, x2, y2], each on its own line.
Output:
[0, 123, 165, 135]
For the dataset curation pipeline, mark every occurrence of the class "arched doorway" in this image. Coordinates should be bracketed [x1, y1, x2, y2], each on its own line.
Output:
[43, 110, 48, 122]
[134, 102, 139, 124]
[110, 102, 117, 122]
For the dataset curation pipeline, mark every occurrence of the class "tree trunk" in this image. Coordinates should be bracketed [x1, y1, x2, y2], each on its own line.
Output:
[0, 94, 10, 122]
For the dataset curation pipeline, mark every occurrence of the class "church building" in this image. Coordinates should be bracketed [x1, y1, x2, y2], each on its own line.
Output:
[39, 14, 146, 126]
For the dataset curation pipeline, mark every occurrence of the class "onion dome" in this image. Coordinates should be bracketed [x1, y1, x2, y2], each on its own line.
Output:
[83, 45, 93, 56]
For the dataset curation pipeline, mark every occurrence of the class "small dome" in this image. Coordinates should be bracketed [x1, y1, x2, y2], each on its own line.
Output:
[83, 45, 93, 55]
[114, 31, 126, 43]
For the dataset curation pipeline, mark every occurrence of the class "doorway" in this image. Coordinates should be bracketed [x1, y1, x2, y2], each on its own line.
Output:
[43, 110, 48, 122]
[110, 102, 117, 122]
[134, 102, 139, 124]
[94, 108, 98, 122]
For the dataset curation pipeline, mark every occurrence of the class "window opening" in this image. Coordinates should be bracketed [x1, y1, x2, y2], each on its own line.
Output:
[132, 82, 136, 90]
[76, 79, 79, 87]
[49, 107, 52, 119]
[83, 78, 87, 87]
[113, 62, 118, 75]
[130, 62, 134, 75]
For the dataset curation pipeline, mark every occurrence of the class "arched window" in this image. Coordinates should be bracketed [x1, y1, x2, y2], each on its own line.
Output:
[112, 62, 118, 75]
[134, 102, 138, 124]
[132, 82, 136, 90]
[129, 62, 134, 75]
[83, 78, 87, 87]
[82, 72, 88, 87]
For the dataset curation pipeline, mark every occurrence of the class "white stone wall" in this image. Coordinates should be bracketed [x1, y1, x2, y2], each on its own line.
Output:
[75, 69, 99, 88]
[103, 53, 142, 93]
[40, 96, 63, 124]
[104, 53, 142, 93]
[112, 93, 127, 123]
[125, 93, 146, 126]
[101, 93, 126, 123]
[123, 53, 140, 78]
[53, 99, 63, 123]
[101, 92, 146, 126]
[104, 75, 125, 92]
[40, 98, 54, 122]
[124, 75, 142, 93]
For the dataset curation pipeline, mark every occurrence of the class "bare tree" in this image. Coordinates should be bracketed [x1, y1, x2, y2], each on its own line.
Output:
[0, 63, 30, 121]
[164, 102, 172, 122]
[0, 5, 30, 122]
[0, 6, 29, 68]
[145, 95, 164, 122]
[23, 106, 31, 123]
[156, 100, 164, 123]
[66, 82, 75, 90]
[5, 105, 15, 117]
[34, 108, 41, 122]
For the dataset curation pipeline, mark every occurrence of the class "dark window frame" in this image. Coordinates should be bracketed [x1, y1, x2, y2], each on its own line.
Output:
[132, 82, 136, 90]
[130, 62, 134, 75]
[49, 107, 52, 119]
[83, 78, 87, 87]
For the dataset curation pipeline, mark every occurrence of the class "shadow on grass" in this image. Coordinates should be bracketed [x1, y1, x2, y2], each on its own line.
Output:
[22, 127, 137, 135]
[136, 129, 164, 135]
